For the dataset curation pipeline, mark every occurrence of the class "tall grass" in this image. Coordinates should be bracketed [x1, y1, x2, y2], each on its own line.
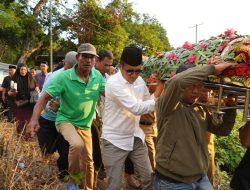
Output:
[0, 118, 65, 190]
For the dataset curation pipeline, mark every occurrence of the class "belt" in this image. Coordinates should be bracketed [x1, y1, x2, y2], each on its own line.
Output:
[155, 170, 180, 183]
[139, 121, 153, 125]
[155, 170, 203, 183]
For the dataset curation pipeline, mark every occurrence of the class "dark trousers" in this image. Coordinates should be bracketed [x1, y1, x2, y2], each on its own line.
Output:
[14, 104, 34, 134]
[37, 116, 69, 177]
[3, 97, 14, 122]
[91, 123, 104, 171]
[125, 157, 134, 174]
[230, 148, 250, 190]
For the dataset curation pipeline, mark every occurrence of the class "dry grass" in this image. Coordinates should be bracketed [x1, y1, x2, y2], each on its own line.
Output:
[0, 118, 66, 190]
[0, 118, 126, 190]
[0, 113, 232, 190]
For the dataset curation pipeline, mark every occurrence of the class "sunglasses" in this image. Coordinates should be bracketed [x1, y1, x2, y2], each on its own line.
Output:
[125, 69, 142, 75]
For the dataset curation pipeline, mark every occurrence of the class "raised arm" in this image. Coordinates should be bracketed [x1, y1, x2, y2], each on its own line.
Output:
[158, 65, 215, 116]
[26, 92, 53, 137]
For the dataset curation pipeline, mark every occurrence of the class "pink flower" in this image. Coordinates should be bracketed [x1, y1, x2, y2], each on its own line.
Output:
[218, 40, 229, 52]
[218, 45, 224, 52]
[167, 52, 178, 62]
[169, 72, 176, 78]
[200, 43, 207, 49]
[187, 54, 196, 64]
[224, 29, 235, 37]
[182, 41, 195, 50]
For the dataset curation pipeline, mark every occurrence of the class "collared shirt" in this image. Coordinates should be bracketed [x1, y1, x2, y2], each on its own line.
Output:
[40, 68, 65, 121]
[35, 72, 47, 91]
[46, 64, 105, 129]
[102, 71, 155, 151]
[95, 73, 109, 120]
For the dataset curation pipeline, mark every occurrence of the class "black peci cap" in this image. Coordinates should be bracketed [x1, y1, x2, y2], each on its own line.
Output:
[120, 47, 142, 66]
[9, 65, 16, 69]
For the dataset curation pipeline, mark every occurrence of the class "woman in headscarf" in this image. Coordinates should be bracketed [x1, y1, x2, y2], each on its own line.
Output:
[8, 63, 39, 134]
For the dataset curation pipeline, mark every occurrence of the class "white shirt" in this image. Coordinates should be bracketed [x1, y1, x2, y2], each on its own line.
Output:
[102, 71, 155, 151]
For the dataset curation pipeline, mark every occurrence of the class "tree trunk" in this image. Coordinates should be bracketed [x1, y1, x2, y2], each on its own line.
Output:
[33, 0, 47, 16]
[17, 42, 43, 64]
[17, 0, 46, 64]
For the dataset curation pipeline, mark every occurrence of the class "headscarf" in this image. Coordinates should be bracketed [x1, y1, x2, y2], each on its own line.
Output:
[12, 63, 37, 100]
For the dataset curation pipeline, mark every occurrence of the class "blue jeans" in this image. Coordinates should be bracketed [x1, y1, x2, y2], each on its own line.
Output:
[154, 174, 213, 190]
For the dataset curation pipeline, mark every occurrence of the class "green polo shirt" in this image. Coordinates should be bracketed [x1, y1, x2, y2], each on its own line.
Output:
[46, 65, 105, 129]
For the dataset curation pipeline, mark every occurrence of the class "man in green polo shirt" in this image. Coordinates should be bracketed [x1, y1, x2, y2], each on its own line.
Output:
[27, 43, 105, 190]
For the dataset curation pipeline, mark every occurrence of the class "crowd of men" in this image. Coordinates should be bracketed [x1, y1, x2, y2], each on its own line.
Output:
[1, 42, 247, 190]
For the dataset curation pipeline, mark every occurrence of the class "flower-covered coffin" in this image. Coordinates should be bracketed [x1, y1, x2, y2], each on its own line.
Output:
[142, 29, 250, 88]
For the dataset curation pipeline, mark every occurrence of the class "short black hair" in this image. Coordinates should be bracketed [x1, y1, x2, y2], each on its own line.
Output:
[98, 49, 113, 61]
[9, 65, 16, 69]
[40, 61, 48, 65]
[176, 64, 196, 74]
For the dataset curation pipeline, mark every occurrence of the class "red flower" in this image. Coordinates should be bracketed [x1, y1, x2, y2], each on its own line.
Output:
[167, 52, 178, 62]
[235, 69, 246, 76]
[187, 55, 196, 64]
[225, 69, 236, 76]
[224, 29, 235, 37]
[169, 72, 176, 78]
[234, 65, 249, 76]
[246, 69, 250, 77]
[200, 43, 207, 49]
[147, 74, 157, 83]
[182, 41, 195, 50]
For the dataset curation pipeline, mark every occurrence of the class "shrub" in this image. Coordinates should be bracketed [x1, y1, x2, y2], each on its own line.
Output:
[215, 111, 246, 174]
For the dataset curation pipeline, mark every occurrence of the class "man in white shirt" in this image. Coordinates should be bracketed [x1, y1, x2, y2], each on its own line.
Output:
[102, 47, 162, 190]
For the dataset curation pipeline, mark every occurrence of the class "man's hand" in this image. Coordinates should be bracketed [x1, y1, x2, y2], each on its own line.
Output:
[225, 94, 238, 106]
[8, 89, 17, 97]
[35, 86, 40, 93]
[26, 92, 53, 137]
[2, 95, 5, 103]
[48, 97, 60, 112]
[214, 62, 237, 75]
[154, 79, 165, 98]
[26, 120, 40, 138]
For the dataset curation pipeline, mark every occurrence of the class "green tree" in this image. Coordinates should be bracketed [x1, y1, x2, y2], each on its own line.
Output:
[124, 14, 172, 56]
[64, 0, 171, 63]
[0, 0, 66, 65]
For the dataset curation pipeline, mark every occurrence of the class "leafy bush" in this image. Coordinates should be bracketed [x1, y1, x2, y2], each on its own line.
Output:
[215, 111, 246, 174]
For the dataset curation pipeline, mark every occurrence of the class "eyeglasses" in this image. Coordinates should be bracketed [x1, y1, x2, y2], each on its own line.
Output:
[125, 69, 142, 75]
